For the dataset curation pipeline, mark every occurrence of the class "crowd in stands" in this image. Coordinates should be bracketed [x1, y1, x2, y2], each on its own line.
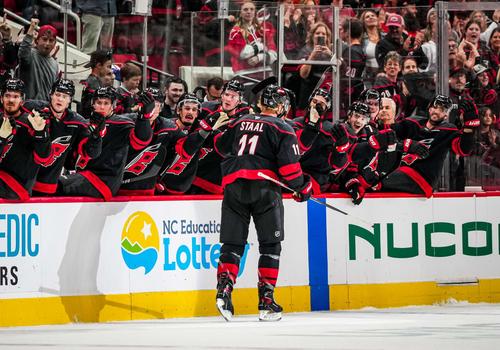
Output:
[0, 0, 498, 203]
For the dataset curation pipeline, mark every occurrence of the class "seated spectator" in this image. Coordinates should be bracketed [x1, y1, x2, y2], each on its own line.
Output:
[80, 49, 113, 118]
[116, 63, 142, 114]
[160, 76, 188, 119]
[298, 22, 333, 110]
[226, 0, 277, 78]
[18, 18, 60, 101]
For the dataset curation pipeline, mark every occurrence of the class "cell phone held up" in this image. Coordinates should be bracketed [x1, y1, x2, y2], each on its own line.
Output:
[317, 36, 325, 46]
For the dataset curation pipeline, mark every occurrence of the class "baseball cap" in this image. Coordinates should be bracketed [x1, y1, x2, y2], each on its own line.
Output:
[38, 25, 57, 38]
[386, 13, 404, 28]
[450, 66, 468, 78]
[84, 49, 113, 68]
[473, 64, 488, 76]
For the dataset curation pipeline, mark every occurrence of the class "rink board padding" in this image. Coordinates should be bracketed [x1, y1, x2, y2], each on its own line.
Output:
[0, 193, 499, 326]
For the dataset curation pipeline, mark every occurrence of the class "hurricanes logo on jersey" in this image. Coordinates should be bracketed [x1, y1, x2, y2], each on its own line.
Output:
[43, 135, 72, 167]
[0, 143, 13, 160]
[125, 143, 161, 175]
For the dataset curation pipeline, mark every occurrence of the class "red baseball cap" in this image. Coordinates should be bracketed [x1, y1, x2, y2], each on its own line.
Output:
[38, 25, 58, 38]
[386, 13, 404, 28]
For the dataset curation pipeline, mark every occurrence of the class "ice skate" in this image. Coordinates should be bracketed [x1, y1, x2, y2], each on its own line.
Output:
[216, 273, 234, 321]
[258, 282, 282, 321]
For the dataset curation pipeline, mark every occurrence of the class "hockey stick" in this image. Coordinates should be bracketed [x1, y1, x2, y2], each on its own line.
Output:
[122, 164, 162, 184]
[257, 172, 373, 226]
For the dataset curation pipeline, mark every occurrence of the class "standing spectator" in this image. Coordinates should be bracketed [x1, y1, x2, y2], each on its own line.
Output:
[160, 76, 188, 119]
[115, 63, 142, 114]
[205, 77, 224, 102]
[282, 0, 307, 60]
[0, 79, 51, 200]
[375, 13, 427, 70]
[226, 0, 277, 78]
[460, 20, 498, 79]
[18, 18, 59, 101]
[74, 0, 117, 53]
[0, 16, 18, 89]
[80, 49, 113, 118]
[298, 22, 333, 110]
[213, 84, 312, 322]
[360, 10, 383, 88]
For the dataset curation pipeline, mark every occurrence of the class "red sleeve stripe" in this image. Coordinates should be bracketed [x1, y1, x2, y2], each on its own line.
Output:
[0, 170, 30, 201]
[33, 181, 58, 194]
[295, 129, 311, 152]
[79, 170, 113, 201]
[129, 129, 152, 151]
[451, 136, 469, 156]
[398, 166, 433, 198]
[78, 137, 89, 157]
[175, 137, 191, 159]
[279, 162, 302, 181]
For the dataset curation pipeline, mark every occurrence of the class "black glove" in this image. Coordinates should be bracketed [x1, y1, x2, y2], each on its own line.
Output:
[345, 176, 367, 205]
[137, 91, 156, 119]
[292, 174, 313, 203]
[88, 111, 106, 138]
[199, 111, 227, 132]
[401, 139, 430, 159]
[459, 99, 479, 129]
[367, 129, 396, 151]
[331, 123, 350, 153]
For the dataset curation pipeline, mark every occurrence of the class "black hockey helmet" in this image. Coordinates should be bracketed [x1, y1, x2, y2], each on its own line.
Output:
[348, 101, 370, 119]
[260, 84, 288, 109]
[177, 92, 201, 110]
[1, 78, 26, 97]
[145, 87, 165, 103]
[360, 89, 381, 102]
[428, 94, 453, 114]
[222, 79, 244, 95]
[93, 86, 117, 102]
[51, 78, 75, 97]
[310, 87, 332, 109]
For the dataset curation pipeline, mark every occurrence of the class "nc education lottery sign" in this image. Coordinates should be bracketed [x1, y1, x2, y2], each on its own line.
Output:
[0, 199, 309, 299]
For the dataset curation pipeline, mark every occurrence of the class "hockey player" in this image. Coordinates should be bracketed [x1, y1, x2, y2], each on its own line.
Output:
[24, 79, 103, 196]
[120, 90, 226, 196]
[294, 88, 353, 193]
[58, 87, 154, 200]
[0, 79, 51, 200]
[380, 95, 478, 197]
[189, 80, 251, 194]
[213, 84, 313, 322]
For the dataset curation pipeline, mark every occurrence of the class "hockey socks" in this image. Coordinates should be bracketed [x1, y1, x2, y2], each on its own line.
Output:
[258, 253, 282, 321]
[216, 247, 242, 321]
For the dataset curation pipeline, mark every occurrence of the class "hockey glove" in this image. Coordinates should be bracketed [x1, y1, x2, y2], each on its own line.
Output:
[292, 174, 313, 203]
[331, 123, 350, 153]
[401, 139, 430, 159]
[367, 129, 396, 151]
[38, 107, 52, 120]
[89, 111, 107, 138]
[28, 111, 49, 141]
[137, 91, 156, 119]
[345, 176, 368, 205]
[459, 99, 480, 129]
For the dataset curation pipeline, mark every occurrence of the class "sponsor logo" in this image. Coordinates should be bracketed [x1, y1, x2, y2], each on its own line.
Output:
[121, 211, 159, 274]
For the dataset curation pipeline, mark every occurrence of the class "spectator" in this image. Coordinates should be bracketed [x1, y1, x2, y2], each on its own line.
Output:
[375, 13, 427, 70]
[205, 77, 224, 102]
[18, 18, 59, 101]
[74, 0, 117, 54]
[359, 89, 381, 123]
[298, 22, 333, 109]
[470, 63, 499, 111]
[451, 11, 468, 41]
[79, 49, 113, 118]
[160, 76, 188, 119]
[460, 20, 498, 78]
[226, 0, 277, 78]
[448, 67, 472, 127]
[0, 16, 18, 88]
[360, 10, 383, 87]
[373, 51, 402, 101]
[300, 0, 321, 34]
[115, 62, 142, 114]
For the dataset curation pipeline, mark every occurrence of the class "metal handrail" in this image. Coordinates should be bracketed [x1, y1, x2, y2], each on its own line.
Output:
[3, 8, 78, 50]
[40, 0, 81, 49]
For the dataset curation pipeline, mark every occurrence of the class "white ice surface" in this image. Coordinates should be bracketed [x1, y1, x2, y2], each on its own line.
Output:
[0, 303, 499, 350]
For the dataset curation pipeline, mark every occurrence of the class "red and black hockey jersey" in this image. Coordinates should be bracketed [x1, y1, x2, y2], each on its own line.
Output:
[190, 101, 251, 194]
[213, 114, 307, 192]
[73, 113, 152, 200]
[120, 117, 207, 196]
[392, 116, 474, 192]
[0, 108, 51, 200]
[24, 100, 102, 194]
